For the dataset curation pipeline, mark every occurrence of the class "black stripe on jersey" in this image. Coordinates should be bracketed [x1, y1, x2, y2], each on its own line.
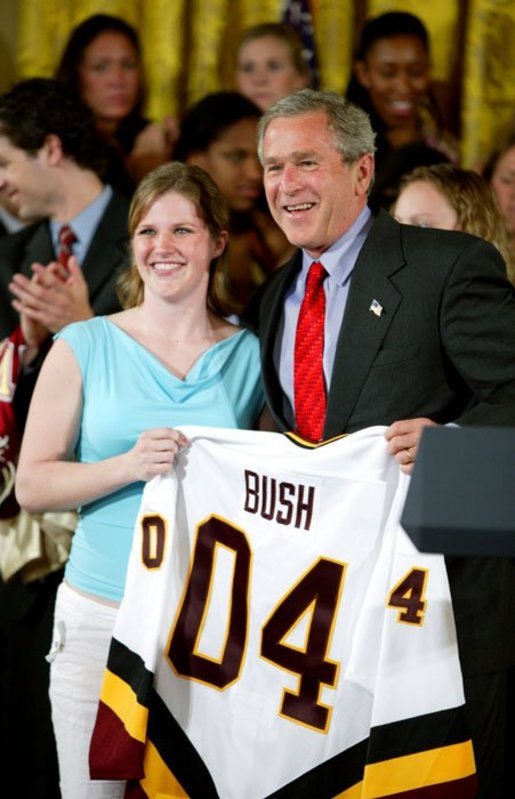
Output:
[131, 675, 365, 797]
[266, 736, 368, 798]
[265, 706, 473, 798]
[142, 683, 366, 799]
[366, 705, 471, 764]
[146, 686, 220, 797]
[108, 637, 154, 708]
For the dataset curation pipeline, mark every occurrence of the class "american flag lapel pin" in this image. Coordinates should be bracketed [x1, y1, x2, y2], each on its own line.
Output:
[369, 299, 383, 317]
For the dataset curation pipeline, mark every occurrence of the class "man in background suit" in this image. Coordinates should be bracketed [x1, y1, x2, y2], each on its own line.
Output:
[0, 78, 129, 342]
[0, 78, 129, 798]
[250, 89, 515, 797]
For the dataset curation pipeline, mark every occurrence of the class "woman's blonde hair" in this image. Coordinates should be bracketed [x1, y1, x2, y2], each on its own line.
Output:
[398, 163, 515, 283]
[118, 162, 233, 313]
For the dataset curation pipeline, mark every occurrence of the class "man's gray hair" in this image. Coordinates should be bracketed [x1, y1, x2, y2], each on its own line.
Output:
[257, 89, 376, 164]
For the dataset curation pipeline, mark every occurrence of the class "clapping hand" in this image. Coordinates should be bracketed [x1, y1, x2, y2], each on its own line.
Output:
[10, 256, 94, 336]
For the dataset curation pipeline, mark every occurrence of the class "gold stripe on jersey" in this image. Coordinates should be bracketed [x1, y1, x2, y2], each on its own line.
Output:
[361, 739, 476, 796]
[139, 739, 188, 798]
[334, 781, 364, 798]
[100, 668, 148, 743]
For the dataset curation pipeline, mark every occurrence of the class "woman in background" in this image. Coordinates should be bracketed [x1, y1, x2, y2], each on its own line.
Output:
[393, 163, 514, 283]
[175, 91, 293, 310]
[55, 14, 176, 195]
[235, 22, 310, 112]
[346, 11, 457, 209]
[483, 136, 515, 264]
[15, 162, 264, 798]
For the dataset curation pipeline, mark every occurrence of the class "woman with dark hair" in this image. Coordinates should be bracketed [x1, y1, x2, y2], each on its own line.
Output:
[175, 91, 293, 310]
[15, 162, 264, 798]
[346, 11, 457, 209]
[55, 14, 176, 196]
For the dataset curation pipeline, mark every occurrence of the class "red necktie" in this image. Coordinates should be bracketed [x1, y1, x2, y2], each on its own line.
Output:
[57, 225, 76, 267]
[293, 261, 327, 442]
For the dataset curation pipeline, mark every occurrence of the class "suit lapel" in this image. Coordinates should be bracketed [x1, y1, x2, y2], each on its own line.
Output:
[20, 225, 54, 276]
[81, 194, 129, 301]
[324, 211, 406, 437]
[260, 251, 303, 430]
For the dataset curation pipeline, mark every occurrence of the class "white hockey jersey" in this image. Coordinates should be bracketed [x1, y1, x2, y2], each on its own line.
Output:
[90, 426, 476, 799]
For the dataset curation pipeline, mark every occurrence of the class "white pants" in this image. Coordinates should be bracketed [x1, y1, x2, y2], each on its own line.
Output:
[48, 581, 126, 799]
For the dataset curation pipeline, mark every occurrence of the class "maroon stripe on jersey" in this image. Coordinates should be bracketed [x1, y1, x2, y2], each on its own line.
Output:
[89, 701, 145, 780]
[376, 773, 478, 798]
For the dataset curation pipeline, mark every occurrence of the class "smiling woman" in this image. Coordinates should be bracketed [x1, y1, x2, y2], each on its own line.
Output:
[14, 162, 265, 798]
[131, 191, 224, 311]
[119, 163, 232, 321]
[346, 11, 457, 210]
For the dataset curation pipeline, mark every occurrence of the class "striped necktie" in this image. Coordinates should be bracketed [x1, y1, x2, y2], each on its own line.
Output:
[57, 225, 76, 268]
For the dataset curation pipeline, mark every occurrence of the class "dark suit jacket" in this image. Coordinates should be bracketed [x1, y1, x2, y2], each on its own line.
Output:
[0, 190, 129, 339]
[250, 209, 515, 676]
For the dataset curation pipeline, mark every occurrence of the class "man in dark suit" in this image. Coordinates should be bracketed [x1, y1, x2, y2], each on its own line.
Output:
[250, 89, 515, 798]
[0, 78, 130, 798]
[0, 79, 129, 343]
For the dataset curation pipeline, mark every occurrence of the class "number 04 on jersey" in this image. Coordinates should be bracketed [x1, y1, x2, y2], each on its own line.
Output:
[141, 513, 429, 735]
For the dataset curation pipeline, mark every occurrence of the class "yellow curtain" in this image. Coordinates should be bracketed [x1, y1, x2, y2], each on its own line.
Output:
[140, 0, 186, 119]
[461, 0, 515, 168]
[240, 0, 283, 29]
[17, 0, 139, 80]
[18, 1, 78, 79]
[315, 0, 354, 92]
[186, 0, 231, 106]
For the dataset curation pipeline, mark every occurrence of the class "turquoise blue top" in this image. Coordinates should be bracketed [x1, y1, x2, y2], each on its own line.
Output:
[56, 317, 264, 601]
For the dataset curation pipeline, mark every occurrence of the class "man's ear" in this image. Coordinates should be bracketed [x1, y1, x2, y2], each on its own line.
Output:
[354, 153, 375, 196]
[40, 134, 64, 166]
